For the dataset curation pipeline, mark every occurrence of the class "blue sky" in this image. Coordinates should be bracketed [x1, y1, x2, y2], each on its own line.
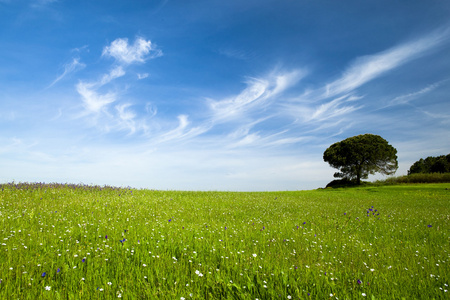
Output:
[1, 0, 450, 190]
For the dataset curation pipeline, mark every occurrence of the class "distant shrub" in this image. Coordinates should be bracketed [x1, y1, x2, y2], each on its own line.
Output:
[375, 173, 450, 185]
[325, 178, 359, 188]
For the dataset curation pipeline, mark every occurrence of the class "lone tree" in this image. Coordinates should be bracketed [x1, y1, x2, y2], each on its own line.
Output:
[323, 134, 398, 185]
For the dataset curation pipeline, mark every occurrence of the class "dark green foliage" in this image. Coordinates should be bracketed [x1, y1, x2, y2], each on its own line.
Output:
[408, 154, 450, 175]
[325, 179, 359, 188]
[376, 173, 450, 185]
[323, 134, 398, 184]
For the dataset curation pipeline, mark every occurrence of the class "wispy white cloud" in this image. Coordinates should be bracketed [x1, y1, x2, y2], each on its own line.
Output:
[137, 73, 149, 80]
[225, 117, 270, 140]
[421, 110, 450, 124]
[208, 78, 268, 121]
[75, 66, 125, 114]
[73, 37, 161, 135]
[285, 94, 363, 127]
[48, 57, 85, 88]
[115, 103, 151, 135]
[281, 28, 450, 139]
[219, 113, 307, 149]
[269, 70, 304, 97]
[181, 69, 308, 149]
[208, 70, 305, 122]
[102, 37, 162, 65]
[324, 29, 449, 98]
[156, 115, 210, 144]
[145, 103, 157, 116]
[229, 132, 261, 148]
[218, 48, 249, 60]
[388, 79, 448, 106]
[309, 94, 362, 122]
[227, 129, 308, 149]
[265, 136, 308, 147]
[76, 82, 117, 113]
[100, 66, 125, 85]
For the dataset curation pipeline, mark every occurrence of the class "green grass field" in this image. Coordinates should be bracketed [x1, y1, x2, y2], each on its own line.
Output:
[0, 182, 449, 299]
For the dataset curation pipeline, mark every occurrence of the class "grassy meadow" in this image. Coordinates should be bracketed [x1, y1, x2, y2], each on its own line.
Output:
[0, 182, 449, 299]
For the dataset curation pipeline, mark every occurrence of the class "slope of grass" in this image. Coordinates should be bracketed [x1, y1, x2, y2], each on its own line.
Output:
[0, 182, 449, 299]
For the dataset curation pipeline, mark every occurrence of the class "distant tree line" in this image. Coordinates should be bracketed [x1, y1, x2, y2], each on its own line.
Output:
[408, 154, 450, 175]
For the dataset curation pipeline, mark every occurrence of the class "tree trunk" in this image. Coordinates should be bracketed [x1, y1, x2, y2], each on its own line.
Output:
[356, 165, 362, 185]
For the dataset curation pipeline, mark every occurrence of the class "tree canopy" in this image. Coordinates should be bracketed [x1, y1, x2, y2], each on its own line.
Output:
[323, 134, 398, 184]
[408, 154, 450, 175]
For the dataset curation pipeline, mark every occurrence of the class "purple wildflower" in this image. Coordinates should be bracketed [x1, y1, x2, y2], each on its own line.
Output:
[42, 272, 46, 277]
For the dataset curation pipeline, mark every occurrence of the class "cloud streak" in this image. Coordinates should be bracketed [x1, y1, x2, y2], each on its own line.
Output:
[325, 28, 450, 98]
[75, 66, 125, 114]
[308, 94, 362, 122]
[48, 58, 85, 88]
[76, 82, 117, 113]
[155, 115, 211, 144]
[388, 79, 448, 106]
[208, 70, 305, 122]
